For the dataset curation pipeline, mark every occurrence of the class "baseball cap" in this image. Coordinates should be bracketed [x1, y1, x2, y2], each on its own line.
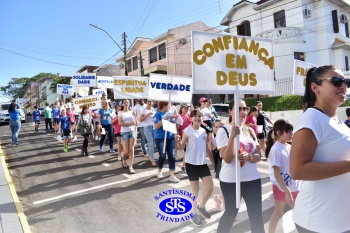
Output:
[199, 97, 207, 103]
[181, 103, 189, 108]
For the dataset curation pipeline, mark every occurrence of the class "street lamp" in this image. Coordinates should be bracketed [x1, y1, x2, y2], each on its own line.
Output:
[89, 24, 127, 76]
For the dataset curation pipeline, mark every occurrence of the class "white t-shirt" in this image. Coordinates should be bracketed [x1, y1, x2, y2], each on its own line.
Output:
[292, 108, 350, 232]
[140, 107, 155, 127]
[184, 126, 207, 165]
[200, 107, 211, 121]
[268, 141, 300, 192]
[81, 113, 91, 124]
[118, 111, 134, 133]
[216, 124, 260, 183]
[133, 104, 146, 126]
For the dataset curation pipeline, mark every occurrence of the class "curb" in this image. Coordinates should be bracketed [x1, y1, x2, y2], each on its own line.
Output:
[0, 146, 31, 233]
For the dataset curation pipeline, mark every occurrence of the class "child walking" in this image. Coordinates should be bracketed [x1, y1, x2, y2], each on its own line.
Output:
[266, 119, 300, 233]
[58, 109, 72, 152]
[52, 102, 60, 134]
[32, 106, 41, 133]
[175, 109, 214, 226]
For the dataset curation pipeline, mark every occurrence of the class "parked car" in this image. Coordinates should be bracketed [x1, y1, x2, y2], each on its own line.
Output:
[0, 102, 26, 124]
[38, 107, 45, 116]
[211, 104, 229, 123]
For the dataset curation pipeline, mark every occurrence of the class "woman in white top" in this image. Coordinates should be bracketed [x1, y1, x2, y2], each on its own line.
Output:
[175, 109, 214, 226]
[265, 119, 299, 233]
[76, 105, 94, 156]
[216, 98, 263, 233]
[198, 97, 213, 153]
[290, 65, 350, 233]
[140, 100, 156, 167]
[118, 99, 137, 174]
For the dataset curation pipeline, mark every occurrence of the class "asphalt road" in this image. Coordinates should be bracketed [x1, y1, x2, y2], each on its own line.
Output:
[0, 116, 296, 233]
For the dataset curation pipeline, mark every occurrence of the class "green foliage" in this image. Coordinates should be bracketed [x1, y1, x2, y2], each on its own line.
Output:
[245, 95, 303, 111]
[49, 76, 70, 93]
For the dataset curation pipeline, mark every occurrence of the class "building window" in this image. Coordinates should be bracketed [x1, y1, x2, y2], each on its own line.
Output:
[237, 21, 251, 36]
[274, 10, 286, 28]
[294, 52, 305, 61]
[346, 22, 349, 38]
[158, 43, 166, 60]
[346, 56, 349, 71]
[126, 59, 132, 73]
[132, 56, 138, 71]
[149, 47, 157, 63]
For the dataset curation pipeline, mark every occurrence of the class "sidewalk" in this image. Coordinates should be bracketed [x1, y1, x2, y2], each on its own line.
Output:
[0, 145, 30, 233]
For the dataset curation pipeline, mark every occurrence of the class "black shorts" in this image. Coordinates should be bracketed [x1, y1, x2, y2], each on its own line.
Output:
[53, 118, 60, 124]
[114, 133, 121, 137]
[70, 122, 75, 125]
[201, 120, 213, 134]
[257, 130, 266, 140]
[63, 129, 71, 137]
[185, 163, 211, 181]
[34, 120, 40, 124]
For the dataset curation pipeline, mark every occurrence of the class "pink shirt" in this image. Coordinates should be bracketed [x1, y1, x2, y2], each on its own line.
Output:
[245, 115, 258, 135]
[66, 111, 75, 123]
[178, 113, 191, 137]
[112, 116, 121, 134]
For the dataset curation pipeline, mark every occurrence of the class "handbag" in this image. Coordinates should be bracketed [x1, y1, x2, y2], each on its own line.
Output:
[79, 121, 91, 135]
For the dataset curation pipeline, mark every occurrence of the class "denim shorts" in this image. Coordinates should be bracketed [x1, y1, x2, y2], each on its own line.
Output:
[121, 131, 135, 142]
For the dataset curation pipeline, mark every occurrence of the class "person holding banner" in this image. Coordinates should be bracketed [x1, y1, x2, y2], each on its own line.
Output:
[98, 101, 115, 153]
[290, 66, 350, 233]
[175, 109, 214, 226]
[154, 101, 180, 183]
[216, 99, 263, 233]
[140, 100, 157, 167]
[118, 99, 137, 174]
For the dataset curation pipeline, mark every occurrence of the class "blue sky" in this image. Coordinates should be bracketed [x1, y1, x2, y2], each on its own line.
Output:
[0, 0, 237, 102]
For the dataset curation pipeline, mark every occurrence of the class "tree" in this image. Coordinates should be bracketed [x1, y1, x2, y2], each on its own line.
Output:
[49, 76, 71, 93]
[0, 77, 31, 101]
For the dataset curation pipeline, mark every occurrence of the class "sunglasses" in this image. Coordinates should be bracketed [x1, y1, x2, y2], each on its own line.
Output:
[238, 107, 249, 111]
[322, 77, 350, 88]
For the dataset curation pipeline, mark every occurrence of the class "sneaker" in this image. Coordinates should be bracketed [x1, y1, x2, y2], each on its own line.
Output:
[197, 204, 211, 219]
[95, 136, 99, 141]
[64, 148, 68, 153]
[169, 176, 180, 183]
[72, 136, 77, 142]
[110, 148, 115, 153]
[99, 146, 104, 152]
[190, 214, 203, 227]
[66, 144, 69, 149]
[181, 166, 187, 174]
[157, 172, 163, 179]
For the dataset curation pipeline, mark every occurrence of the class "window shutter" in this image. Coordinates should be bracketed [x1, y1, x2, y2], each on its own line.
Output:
[346, 22, 349, 38]
[332, 10, 339, 33]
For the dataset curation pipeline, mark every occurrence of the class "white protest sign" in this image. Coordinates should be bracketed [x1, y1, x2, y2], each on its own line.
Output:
[293, 60, 317, 96]
[162, 120, 177, 134]
[72, 73, 97, 87]
[113, 76, 149, 99]
[192, 31, 274, 94]
[148, 74, 193, 103]
[77, 87, 89, 97]
[72, 95, 101, 111]
[97, 76, 114, 88]
[57, 84, 74, 95]
[92, 88, 107, 96]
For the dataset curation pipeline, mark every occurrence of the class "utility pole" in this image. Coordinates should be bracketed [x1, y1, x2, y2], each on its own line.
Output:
[139, 51, 144, 76]
[123, 32, 128, 76]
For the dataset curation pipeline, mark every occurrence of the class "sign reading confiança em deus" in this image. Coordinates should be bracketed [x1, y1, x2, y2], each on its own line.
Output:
[293, 59, 317, 96]
[148, 73, 193, 103]
[72, 95, 101, 110]
[72, 73, 97, 87]
[57, 84, 74, 95]
[113, 76, 148, 99]
[192, 31, 274, 94]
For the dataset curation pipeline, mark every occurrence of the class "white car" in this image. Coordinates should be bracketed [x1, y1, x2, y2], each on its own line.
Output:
[0, 103, 26, 124]
[211, 104, 230, 123]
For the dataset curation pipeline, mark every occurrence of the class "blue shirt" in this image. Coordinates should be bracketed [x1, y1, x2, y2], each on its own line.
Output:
[99, 109, 113, 125]
[32, 110, 40, 121]
[345, 119, 350, 128]
[153, 111, 174, 139]
[60, 116, 70, 130]
[52, 108, 60, 119]
[9, 109, 21, 120]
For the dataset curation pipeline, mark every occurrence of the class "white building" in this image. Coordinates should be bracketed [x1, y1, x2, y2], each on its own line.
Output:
[221, 0, 350, 95]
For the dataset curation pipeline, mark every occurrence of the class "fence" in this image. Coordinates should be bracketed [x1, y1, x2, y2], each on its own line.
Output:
[270, 77, 293, 97]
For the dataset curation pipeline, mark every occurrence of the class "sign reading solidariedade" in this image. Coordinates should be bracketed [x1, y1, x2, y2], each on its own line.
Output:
[113, 76, 149, 99]
[148, 73, 193, 103]
[192, 31, 274, 94]
[72, 73, 97, 87]
[57, 84, 74, 95]
[293, 60, 317, 96]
